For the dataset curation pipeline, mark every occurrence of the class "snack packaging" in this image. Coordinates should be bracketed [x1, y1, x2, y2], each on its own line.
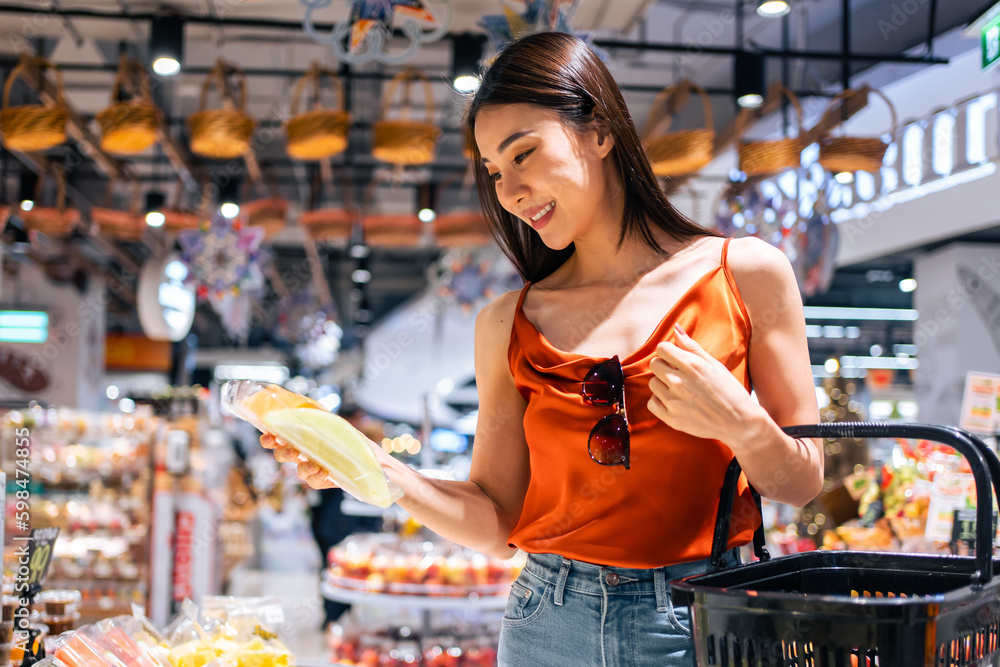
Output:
[221, 381, 401, 508]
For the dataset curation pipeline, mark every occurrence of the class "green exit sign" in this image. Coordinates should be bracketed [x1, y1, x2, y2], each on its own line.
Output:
[985, 14, 1000, 70]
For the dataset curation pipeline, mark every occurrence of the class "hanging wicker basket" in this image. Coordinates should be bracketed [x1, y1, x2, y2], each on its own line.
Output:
[242, 175, 288, 239]
[818, 87, 898, 173]
[20, 166, 79, 238]
[301, 207, 357, 243]
[286, 63, 351, 160]
[1, 55, 68, 152]
[188, 60, 256, 159]
[642, 80, 715, 178]
[372, 68, 441, 166]
[161, 182, 206, 232]
[96, 54, 162, 155]
[363, 213, 423, 247]
[91, 178, 146, 242]
[738, 85, 805, 176]
[433, 211, 492, 247]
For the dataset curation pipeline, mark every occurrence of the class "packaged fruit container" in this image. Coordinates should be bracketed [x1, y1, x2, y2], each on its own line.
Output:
[221, 380, 402, 508]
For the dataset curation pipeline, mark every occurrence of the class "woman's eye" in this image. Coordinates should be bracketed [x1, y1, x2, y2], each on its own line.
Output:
[513, 149, 533, 165]
[489, 172, 501, 183]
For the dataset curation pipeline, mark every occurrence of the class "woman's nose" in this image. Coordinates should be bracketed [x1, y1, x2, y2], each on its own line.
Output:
[498, 174, 528, 210]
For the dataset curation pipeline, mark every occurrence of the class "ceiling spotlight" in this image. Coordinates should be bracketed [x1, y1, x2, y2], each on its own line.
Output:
[349, 244, 370, 259]
[757, 0, 791, 17]
[217, 178, 241, 219]
[451, 33, 485, 93]
[835, 171, 855, 184]
[734, 51, 766, 109]
[145, 192, 166, 227]
[418, 208, 436, 223]
[17, 172, 38, 212]
[150, 16, 185, 76]
[352, 269, 372, 284]
[899, 278, 917, 293]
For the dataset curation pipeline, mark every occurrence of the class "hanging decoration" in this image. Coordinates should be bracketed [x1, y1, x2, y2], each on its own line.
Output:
[713, 175, 839, 298]
[300, 0, 453, 65]
[177, 215, 268, 336]
[435, 247, 521, 315]
[478, 1, 606, 60]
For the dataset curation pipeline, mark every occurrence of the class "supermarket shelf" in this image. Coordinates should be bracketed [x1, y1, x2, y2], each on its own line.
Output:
[321, 581, 508, 611]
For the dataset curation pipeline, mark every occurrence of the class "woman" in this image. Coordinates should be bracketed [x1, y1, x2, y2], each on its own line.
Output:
[264, 31, 822, 666]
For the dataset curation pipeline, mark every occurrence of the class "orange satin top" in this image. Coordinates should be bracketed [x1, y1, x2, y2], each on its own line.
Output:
[506, 237, 761, 567]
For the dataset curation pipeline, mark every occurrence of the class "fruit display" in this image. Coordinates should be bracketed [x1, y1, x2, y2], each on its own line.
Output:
[820, 437, 987, 553]
[44, 599, 293, 667]
[329, 624, 498, 667]
[326, 533, 522, 598]
[222, 380, 401, 508]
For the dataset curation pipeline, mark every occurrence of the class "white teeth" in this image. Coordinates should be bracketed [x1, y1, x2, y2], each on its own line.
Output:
[530, 201, 555, 222]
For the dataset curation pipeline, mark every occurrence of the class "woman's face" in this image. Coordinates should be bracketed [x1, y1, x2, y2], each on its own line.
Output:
[475, 104, 615, 250]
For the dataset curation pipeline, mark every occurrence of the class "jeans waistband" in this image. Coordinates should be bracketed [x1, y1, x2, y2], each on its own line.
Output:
[522, 551, 737, 612]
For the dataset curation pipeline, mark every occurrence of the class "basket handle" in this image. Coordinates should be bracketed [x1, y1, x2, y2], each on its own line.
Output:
[379, 68, 435, 123]
[3, 54, 65, 110]
[710, 423, 997, 584]
[290, 62, 346, 116]
[198, 59, 247, 113]
[642, 79, 713, 142]
[110, 54, 153, 104]
[821, 86, 898, 140]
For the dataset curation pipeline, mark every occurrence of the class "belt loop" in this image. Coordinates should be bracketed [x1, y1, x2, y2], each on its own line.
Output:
[553, 559, 571, 607]
[654, 568, 668, 612]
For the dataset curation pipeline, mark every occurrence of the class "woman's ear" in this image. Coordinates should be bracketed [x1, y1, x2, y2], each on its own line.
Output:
[593, 115, 614, 158]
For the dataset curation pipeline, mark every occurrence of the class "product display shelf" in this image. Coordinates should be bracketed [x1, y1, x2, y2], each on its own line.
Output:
[321, 577, 509, 612]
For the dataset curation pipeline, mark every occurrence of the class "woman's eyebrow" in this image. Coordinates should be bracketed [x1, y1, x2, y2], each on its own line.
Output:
[480, 130, 534, 164]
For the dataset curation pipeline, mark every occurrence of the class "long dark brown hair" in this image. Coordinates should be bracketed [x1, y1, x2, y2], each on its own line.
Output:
[465, 31, 719, 284]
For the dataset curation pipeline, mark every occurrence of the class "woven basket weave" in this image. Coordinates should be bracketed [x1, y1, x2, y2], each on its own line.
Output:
[372, 68, 441, 166]
[91, 178, 145, 242]
[20, 166, 79, 238]
[161, 182, 205, 233]
[242, 175, 288, 238]
[188, 60, 256, 159]
[364, 213, 423, 247]
[1, 55, 67, 152]
[433, 211, 492, 247]
[286, 63, 350, 160]
[642, 80, 714, 178]
[300, 207, 356, 243]
[96, 54, 161, 155]
[819, 87, 897, 173]
[738, 85, 805, 176]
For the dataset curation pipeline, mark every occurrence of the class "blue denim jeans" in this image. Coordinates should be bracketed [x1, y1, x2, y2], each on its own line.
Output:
[497, 551, 729, 667]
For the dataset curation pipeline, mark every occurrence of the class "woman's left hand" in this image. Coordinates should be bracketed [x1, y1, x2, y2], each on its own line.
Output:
[647, 323, 765, 446]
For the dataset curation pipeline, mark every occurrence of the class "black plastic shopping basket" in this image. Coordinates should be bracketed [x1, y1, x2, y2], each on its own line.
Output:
[671, 423, 1000, 667]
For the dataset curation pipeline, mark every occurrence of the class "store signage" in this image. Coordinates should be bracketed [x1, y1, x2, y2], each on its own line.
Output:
[984, 14, 1000, 71]
[958, 371, 1000, 434]
[950, 509, 999, 549]
[137, 253, 196, 342]
[148, 483, 219, 627]
[750, 89, 1000, 227]
[0, 347, 49, 392]
[26, 527, 60, 589]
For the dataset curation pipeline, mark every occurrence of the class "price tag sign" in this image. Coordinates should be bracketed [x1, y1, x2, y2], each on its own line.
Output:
[27, 527, 60, 589]
[950, 509, 999, 549]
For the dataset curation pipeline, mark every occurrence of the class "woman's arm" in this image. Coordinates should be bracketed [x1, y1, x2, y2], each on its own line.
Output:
[266, 291, 531, 559]
[647, 236, 823, 507]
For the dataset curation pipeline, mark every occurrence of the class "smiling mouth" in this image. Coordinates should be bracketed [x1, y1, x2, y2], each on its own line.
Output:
[529, 201, 555, 222]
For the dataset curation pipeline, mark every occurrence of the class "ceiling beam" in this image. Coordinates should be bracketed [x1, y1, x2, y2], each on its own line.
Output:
[0, 4, 951, 66]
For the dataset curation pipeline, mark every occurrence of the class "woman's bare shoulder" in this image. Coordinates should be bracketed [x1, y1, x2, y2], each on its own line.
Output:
[476, 287, 524, 332]
[724, 236, 794, 282]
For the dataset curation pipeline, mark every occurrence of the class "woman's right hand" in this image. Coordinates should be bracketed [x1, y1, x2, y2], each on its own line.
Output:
[259, 433, 339, 490]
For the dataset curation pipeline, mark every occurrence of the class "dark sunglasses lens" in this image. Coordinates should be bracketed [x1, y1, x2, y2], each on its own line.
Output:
[583, 360, 623, 405]
[588, 414, 629, 465]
